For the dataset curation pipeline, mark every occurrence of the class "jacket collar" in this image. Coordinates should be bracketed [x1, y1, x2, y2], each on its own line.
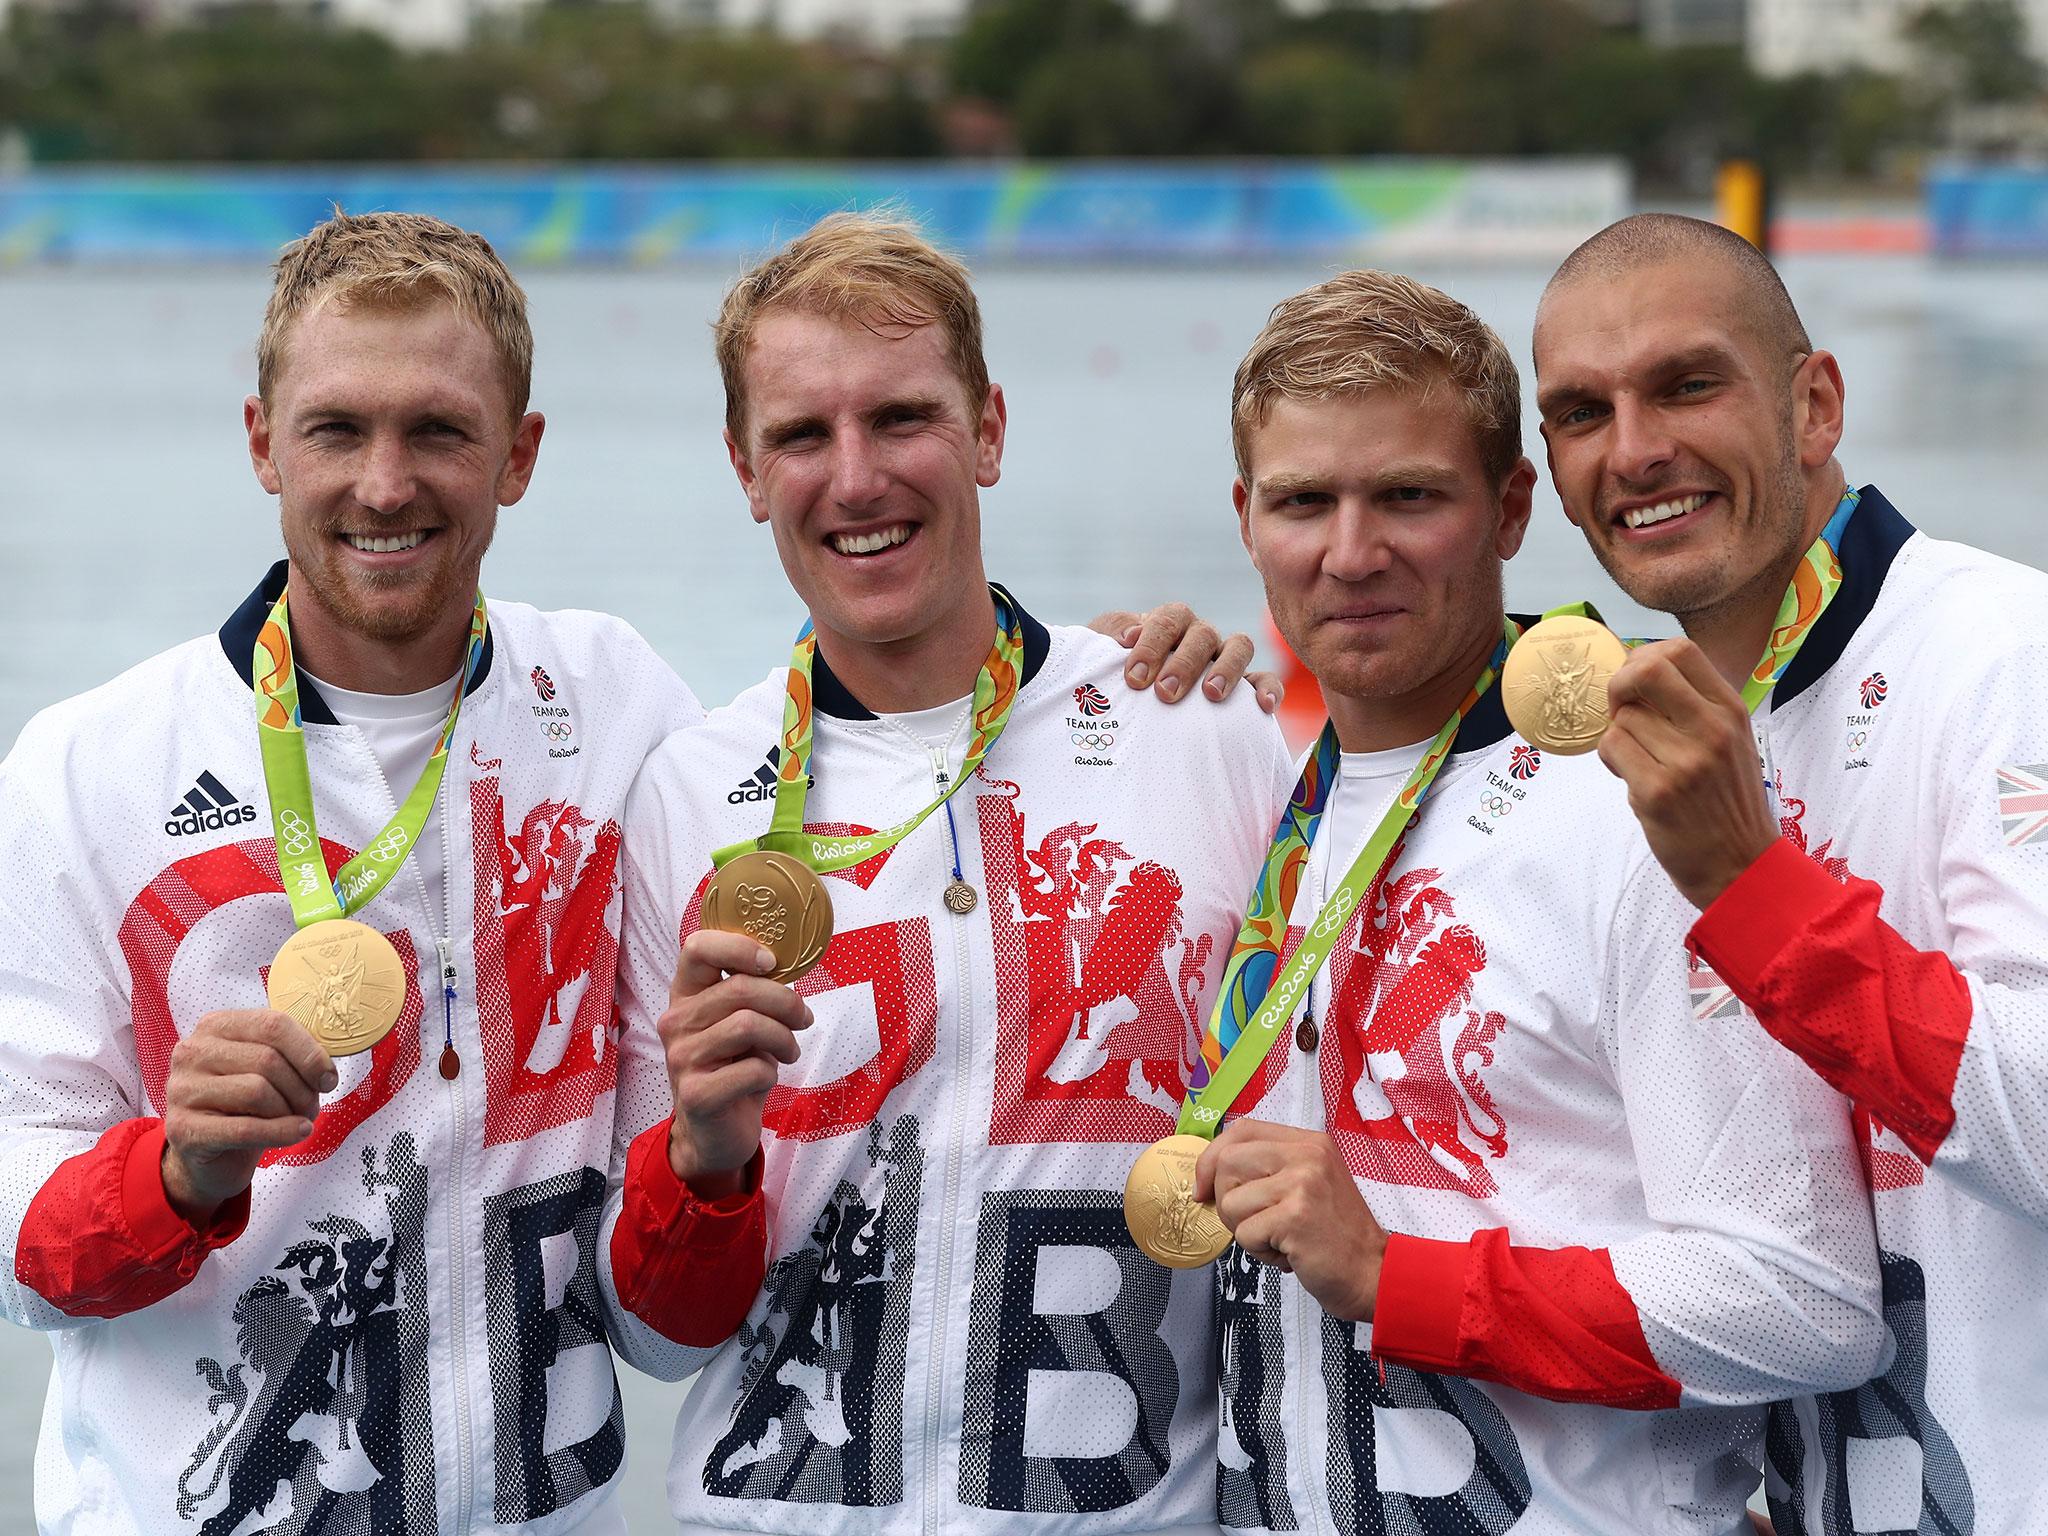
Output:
[218, 559, 497, 726]
[1441, 614, 1528, 757]
[1773, 484, 1914, 710]
[810, 583, 1053, 722]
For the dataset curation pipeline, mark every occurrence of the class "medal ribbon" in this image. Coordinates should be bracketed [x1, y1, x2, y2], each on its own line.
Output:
[254, 589, 489, 929]
[1740, 486, 1860, 711]
[712, 584, 1026, 873]
[1176, 609, 1600, 1139]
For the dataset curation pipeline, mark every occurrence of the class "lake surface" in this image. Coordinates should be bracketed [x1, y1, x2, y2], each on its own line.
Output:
[1, 254, 2043, 1529]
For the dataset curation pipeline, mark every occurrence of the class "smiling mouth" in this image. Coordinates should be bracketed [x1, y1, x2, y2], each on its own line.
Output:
[1619, 492, 1710, 530]
[342, 530, 435, 554]
[829, 523, 914, 557]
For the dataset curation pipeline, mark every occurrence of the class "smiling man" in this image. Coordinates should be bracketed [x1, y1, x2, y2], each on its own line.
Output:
[1189, 268, 1884, 1536]
[0, 212, 774, 1532]
[611, 211, 1295, 1536]
[1535, 212, 2048, 1536]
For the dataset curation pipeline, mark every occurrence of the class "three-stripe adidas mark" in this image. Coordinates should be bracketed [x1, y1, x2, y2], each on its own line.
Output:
[727, 746, 814, 805]
[164, 770, 259, 836]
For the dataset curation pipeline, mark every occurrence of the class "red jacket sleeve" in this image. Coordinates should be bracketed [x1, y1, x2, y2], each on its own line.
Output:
[1370, 1229, 1681, 1410]
[1690, 837, 1973, 1164]
[610, 1117, 768, 1348]
[14, 1118, 250, 1319]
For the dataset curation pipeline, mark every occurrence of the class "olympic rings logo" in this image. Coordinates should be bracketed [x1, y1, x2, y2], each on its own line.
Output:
[367, 827, 411, 863]
[1847, 730, 1868, 750]
[1480, 794, 1514, 817]
[277, 809, 315, 857]
[544, 721, 574, 742]
[1070, 731, 1116, 748]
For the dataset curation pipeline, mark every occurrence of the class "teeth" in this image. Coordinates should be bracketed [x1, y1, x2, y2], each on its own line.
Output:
[346, 531, 428, 553]
[1623, 493, 1708, 530]
[831, 524, 912, 556]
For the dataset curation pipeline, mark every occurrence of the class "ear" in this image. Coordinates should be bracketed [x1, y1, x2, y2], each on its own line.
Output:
[496, 412, 546, 506]
[1232, 475, 1261, 571]
[974, 383, 1008, 489]
[726, 425, 770, 525]
[1792, 350, 1845, 471]
[1495, 458, 1537, 560]
[246, 395, 283, 496]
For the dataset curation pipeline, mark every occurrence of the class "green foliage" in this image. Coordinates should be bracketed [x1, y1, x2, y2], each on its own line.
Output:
[1906, 0, 2043, 105]
[0, 0, 1983, 183]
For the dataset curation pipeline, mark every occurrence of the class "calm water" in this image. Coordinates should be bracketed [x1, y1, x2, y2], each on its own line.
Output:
[1, 255, 2044, 1529]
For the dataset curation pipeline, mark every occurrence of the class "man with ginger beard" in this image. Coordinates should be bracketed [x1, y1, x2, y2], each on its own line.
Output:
[1187, 267, 1882, 1535]
[1536, 211, 2048, 1535]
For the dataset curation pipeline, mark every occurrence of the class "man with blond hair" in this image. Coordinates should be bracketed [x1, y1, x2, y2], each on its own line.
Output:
[1189, 268, 1885, 1534]
[0, 208, 776, 1533]
[611, 209, 1296, 1535]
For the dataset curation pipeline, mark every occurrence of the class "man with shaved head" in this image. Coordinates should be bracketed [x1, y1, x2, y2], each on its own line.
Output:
[1535, 211, 2048, 1534]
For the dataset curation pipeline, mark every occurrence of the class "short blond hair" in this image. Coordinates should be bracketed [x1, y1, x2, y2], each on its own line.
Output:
[1232, 270, 1521, 484]
[258, 210, 534, 417]
[716, 211, 988, 443]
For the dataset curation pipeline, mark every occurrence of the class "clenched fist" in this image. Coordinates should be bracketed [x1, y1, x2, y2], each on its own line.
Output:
[1195, 1119, 1388, 1321]
[163, 1009, 338, 1223]
[661, 927, 814, 1198]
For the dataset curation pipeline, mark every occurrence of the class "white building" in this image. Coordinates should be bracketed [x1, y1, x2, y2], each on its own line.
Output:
[1748, 0, 2048, 77]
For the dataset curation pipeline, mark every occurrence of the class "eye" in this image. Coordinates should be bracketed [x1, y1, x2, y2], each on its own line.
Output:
[1275, 490, 1331, 511]
[417, 421, 466, 440]
[1386, 486, 1435, 505]
[1673, 377, 1716, 399]
[309, 420, 358, 440]
[878, 406, 928, 429]
[1558, 403, 1605, 428]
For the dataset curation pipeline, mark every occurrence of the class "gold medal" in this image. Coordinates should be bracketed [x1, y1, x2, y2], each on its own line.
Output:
[703, 850, 835, 984]
[1124, 1133, 1231, 1268]
[267, 919, 407, 1057]
[1502, 614, 1630, 756]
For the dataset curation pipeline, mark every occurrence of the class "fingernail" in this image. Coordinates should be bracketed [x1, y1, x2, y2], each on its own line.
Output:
[1159, 676, 1182, 701]
[758, 948, 777, 973]
[297, 1119, 314, 1140]
[803, 1006, 816, 1027]
[320, 1071, 339, 1093]
[1128, 661, 1151, 686]
[1204, 674, 1226, 699]
[1260, 688, 1279, 713]
[1121, 625, 1141, 646]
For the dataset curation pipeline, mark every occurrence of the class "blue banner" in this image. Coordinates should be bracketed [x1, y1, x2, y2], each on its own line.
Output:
[0, 160, 1628, 266]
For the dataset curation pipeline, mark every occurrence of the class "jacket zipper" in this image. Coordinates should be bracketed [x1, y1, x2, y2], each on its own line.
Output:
[435, 762, 478, 1534]
[922, 743, 973, 1536]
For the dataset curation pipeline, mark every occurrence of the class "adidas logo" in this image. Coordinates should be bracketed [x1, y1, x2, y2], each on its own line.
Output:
[164, 770, 259, 837]
[727, 747, 814, 805]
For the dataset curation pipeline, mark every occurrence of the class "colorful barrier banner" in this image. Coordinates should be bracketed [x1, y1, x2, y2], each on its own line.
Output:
[1928, 165, 2048, 259]
[0, 159, 1629, 265]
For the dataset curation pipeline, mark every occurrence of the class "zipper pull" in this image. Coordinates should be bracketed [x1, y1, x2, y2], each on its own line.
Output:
[929, 746, 950, 794]
[436, 937, 461, 1080]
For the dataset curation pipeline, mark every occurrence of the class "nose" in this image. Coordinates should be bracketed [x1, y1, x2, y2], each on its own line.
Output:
[826, 429, 891, 511]
[355, 433, 417, 516]
[1608, 395, 1677, 487]
[1323, 500, 1396, 583]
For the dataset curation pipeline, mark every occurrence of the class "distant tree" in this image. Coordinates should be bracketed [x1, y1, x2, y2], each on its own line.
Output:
[1905, 0, 2043, 105]
[1239, 44, 1400, 154]
[948, 0, 1135, 106]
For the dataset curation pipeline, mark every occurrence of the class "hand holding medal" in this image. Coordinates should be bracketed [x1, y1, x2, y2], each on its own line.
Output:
[1594, 488, 1860, 908]
[1129, 624, 1518, 1273]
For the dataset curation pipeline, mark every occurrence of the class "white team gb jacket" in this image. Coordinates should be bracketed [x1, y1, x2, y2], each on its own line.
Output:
[616, 595, 1296, 1536]
[0, 562, 701, 1535]
[1213, 684, 1886, 1536]
[1720, 489, 2048, 1536]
